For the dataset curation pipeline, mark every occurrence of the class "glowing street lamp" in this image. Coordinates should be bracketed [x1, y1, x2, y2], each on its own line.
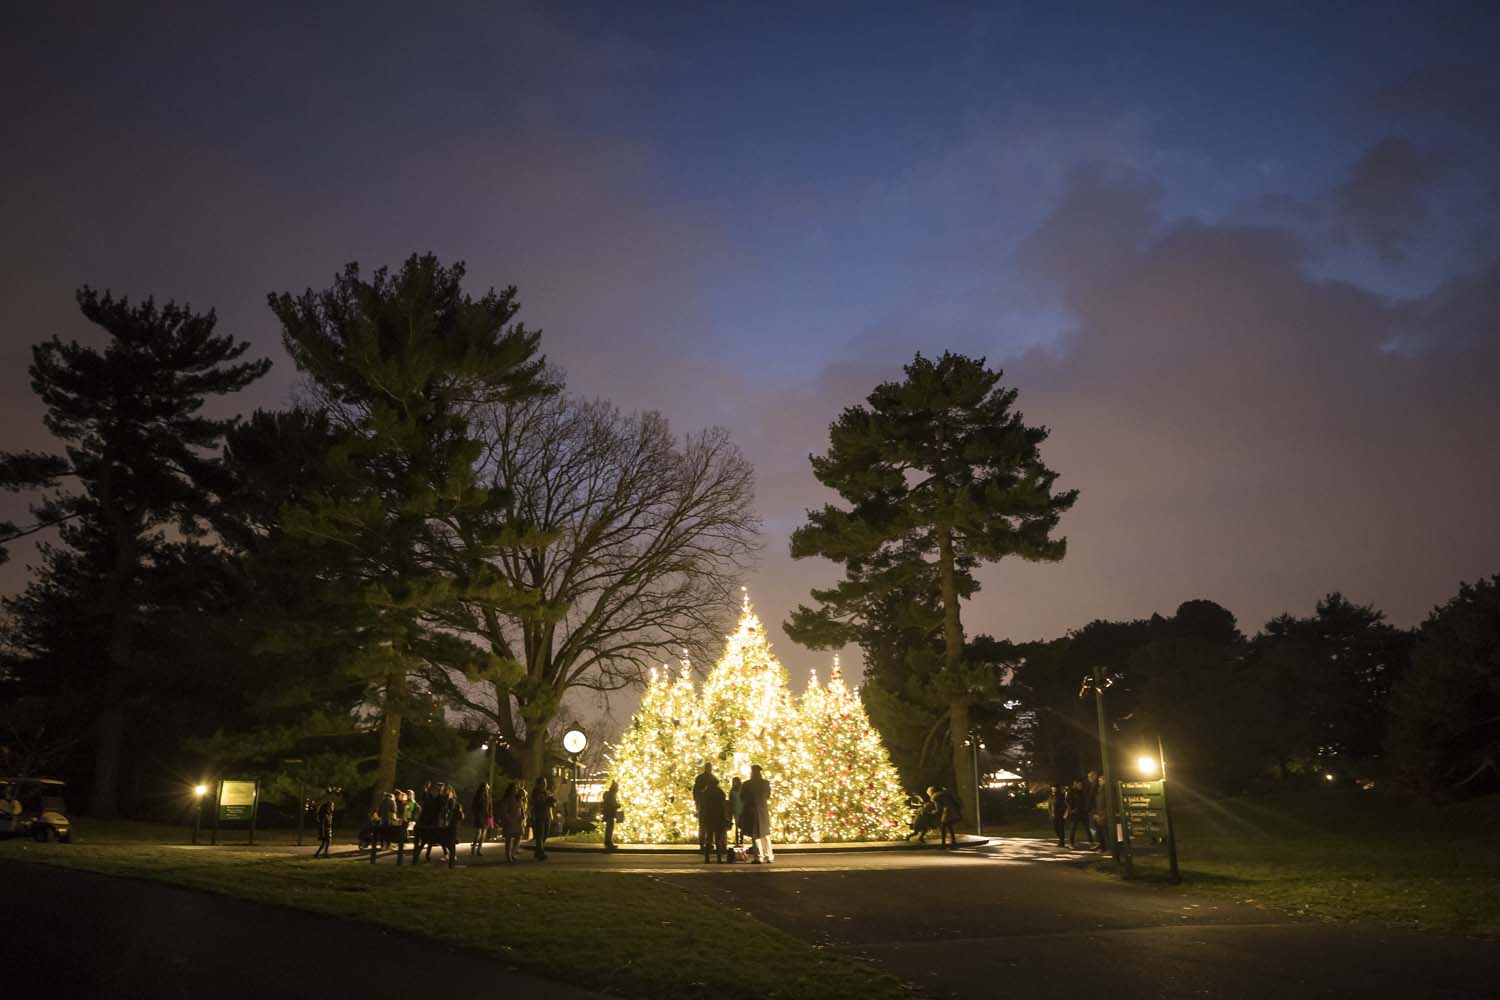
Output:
[1136, 755, 1159, 777]
[192, 783, 208, 845]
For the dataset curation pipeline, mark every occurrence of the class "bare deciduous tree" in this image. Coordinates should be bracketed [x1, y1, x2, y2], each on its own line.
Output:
[426, 393, 759, 781]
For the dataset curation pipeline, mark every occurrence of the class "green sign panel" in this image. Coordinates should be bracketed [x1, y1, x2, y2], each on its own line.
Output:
[1120, 779, 1168, 852]
[218, 780, 257, 823]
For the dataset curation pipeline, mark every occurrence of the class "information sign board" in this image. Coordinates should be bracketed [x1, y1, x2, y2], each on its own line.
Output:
[1120, 779, 1168, 852]
[218, 780, 257, 822]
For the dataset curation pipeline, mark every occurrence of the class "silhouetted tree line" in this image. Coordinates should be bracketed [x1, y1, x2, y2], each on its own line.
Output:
[0, 255, 757, 819]
[1005, 583, 1500, 802]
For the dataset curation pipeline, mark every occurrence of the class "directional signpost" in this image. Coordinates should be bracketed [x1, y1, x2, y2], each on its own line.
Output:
[1119, 739, 1180, 881]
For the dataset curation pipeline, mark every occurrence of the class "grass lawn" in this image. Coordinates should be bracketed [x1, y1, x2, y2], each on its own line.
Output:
[0, 824, 907, 1000]
[1095, 787, 1500, 939]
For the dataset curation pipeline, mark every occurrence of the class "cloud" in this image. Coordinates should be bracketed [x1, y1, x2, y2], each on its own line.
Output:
[1372, 63, 1500, 137]
[1333, 138, 1439, 262]
[967, 165, 1500, 642]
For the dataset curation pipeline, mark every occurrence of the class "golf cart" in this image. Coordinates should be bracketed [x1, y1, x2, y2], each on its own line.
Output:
[0, 777, 72, 843]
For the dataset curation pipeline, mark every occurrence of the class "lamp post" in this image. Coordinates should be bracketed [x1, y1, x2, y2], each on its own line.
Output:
[1089, 665, 1120, 861]
[1157, 734, 1180, 883]
[192, 784, 207, 845]
[562, 728, 588, 822]
[971, 733, 982, 836]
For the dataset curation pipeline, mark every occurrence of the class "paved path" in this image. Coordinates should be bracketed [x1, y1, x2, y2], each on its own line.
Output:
[12, 839, 1499, 999]
[434, 835, 1498, 999]
[0, 860, 606, 1000]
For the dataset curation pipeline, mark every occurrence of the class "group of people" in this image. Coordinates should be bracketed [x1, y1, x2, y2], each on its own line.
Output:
[1049, 772, 1109, 852]
[316, 775, 562, 867]
[690, 762, 774, 863]
[904, 785, 964, 847]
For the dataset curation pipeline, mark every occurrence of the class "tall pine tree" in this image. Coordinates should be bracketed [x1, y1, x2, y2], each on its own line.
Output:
[611, 660, 709, 843]
[787, 352, 1076, 824]
[268, 255, 551, 805]
[0, 290, 269, 816]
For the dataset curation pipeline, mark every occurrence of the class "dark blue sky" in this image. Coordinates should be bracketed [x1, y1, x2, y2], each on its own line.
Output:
[4, 2, 1499, 693]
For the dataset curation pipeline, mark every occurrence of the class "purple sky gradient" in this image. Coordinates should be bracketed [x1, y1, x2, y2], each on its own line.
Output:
[4, 3, 1498, 719]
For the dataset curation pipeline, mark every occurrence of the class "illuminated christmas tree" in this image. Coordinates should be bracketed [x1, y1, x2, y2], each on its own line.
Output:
[611, 658, 708, 844]
[609, 592, 911, 843]
[794, 655, 910, 842]
[701, 590, 805, 837]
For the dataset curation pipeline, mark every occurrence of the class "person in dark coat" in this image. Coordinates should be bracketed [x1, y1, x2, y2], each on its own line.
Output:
[729, 776, 744, 846]
[470, 782, 493, 856]
[1092, 774, 1110, 853]
[313, 797, 335, 858]
[529, 777, 555, 860]
[415, 780, 436, 860]
[905, 793, 937, 842]
[1049, 784, 1067, 847]
[1067, 778, 1093, 848]
[741, 764, 773, 863]
[601, 780, 620, 852]
[440, 785, 464, 868]
[930, 785, 961, 849]
[698, 774, 729, 863]
[691, 763, 715, 853]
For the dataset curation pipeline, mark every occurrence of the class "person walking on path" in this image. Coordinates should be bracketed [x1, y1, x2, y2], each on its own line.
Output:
[529, 777, 555, 861]
[698, 773, 729, 863]
[930, 785, 962, 849]
[313, 796, 334, 858]
[601, 780, 620, 852]
[470, 783, 493, 856]
[1066, 779, 1090, 848]
[439, 785, 464, 868]
[1092, 774, 1110, 853]
[729, 776, 744, 846]
[498, 782, 525, 863]
[415, 781, 436, 861]
[741, 764, 774, 864]
[691, 763, 715, 853]
[378, 792, 398, 849]
[1049, 784, 1067, 848]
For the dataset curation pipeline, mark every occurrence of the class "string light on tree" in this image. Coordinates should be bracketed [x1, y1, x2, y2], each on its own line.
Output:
[609, 594, 909, 843]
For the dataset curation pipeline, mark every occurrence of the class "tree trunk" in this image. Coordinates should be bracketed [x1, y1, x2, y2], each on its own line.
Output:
[370, 668, 405, 810]
[520, 732, 548, 788]
[90, 515, 137, 818]
[935, 525, 976, 824]
[89, 703, 125, 818]
[947, 699, 976, 833]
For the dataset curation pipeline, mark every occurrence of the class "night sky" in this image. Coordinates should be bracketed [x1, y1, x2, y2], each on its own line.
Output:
[4, 2, 1499, 695]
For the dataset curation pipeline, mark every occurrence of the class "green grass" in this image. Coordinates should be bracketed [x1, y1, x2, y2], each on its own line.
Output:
[1096, 787, 1500, 938]
[0, 825, 907, 1000]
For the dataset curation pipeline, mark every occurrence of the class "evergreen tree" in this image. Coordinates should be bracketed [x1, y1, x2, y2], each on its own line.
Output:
[268, 255, 550, 805]
[1249, 594, 1412, 776]
[700, 593, 801, 832]
[1390, 576, 1500, 801]
[611, 660, 708, 843]
[792, 657, 908, 842]
[0, 290, 268, 816]
[788, 352, 1076, 823]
